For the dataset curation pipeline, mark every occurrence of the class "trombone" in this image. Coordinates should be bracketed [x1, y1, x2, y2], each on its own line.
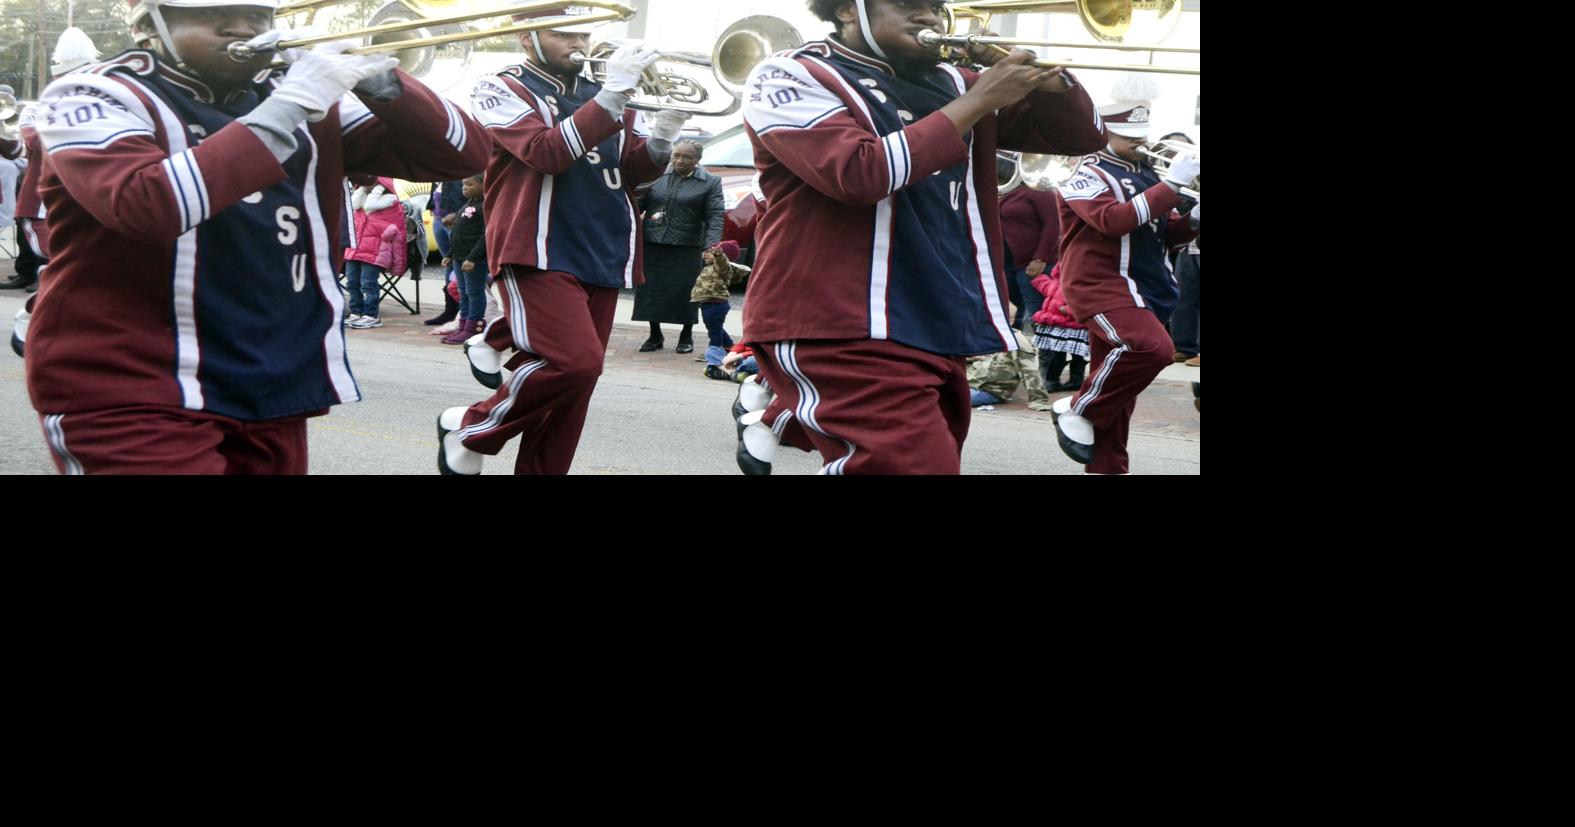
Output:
[928, 0, 1199, 75]
[227, 0, 636, 63]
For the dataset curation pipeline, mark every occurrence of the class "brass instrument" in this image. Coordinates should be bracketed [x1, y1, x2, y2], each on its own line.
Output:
[568, 15, 802, 116]
[1138, 139, 1199, 198]
[926, 0, 1198, 75]
[228, 1, 637, 68]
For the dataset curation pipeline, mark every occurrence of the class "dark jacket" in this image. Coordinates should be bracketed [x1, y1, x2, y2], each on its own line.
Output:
[448, 196, 488, 275]
[639, 166, 725, 249]
[437, 180, 466, 218]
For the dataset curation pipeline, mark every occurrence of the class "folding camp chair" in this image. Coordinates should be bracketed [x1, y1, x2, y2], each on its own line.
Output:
[378, 269, 420, 315]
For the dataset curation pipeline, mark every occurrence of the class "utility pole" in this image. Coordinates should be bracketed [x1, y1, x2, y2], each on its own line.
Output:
[35, 0, 49, 97]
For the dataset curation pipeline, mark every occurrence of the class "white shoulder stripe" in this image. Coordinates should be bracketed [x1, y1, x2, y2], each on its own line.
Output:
[441, 98, 466, 152]
[339, 93, 375, 135]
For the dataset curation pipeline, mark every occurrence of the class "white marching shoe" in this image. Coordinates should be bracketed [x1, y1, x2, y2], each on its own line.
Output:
[736, 409, 778, 476]
[1051, 395, 1095, 465]
[464, 332, 504, 389]
[437, 406, 484, 475]
[732, 374, 772, 436]
[11, 308, 29, 358]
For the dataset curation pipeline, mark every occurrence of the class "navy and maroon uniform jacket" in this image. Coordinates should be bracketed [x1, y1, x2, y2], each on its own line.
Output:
[740, 38, 1107, 357]
[14, 105, 46, 224]
[468, 61, 666, 289]
[28, 51, 490, 421]
[1056, 150, 1197, 322]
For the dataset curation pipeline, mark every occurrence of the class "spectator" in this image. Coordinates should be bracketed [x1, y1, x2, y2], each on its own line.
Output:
[634, 139, 723, 354]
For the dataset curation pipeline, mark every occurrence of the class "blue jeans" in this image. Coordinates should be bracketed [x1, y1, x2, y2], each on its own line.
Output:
[457, 266, 488, 320]
[434, 218, 451, 258]
[1171, 252, 1200, 355]
[700, 301, 733, 366]
[1013, 268, 1043, 330]
[971, 389, 1004, 407]
[344, 260, 382, 317]
[737, 355, 757, 375]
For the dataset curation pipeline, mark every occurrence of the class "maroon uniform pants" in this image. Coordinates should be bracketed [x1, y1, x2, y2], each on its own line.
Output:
[1072, 307, 1175, 474]
[457, 267, 617, 475]
[753, 339, 972, 474]
[39, 406, 309, 475]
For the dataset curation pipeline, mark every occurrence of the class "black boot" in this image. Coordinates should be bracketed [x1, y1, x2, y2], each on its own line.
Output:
[1040, 350, 1067, 389]
[1055, 355, 1086, 392]
[424, 290, 458, 325]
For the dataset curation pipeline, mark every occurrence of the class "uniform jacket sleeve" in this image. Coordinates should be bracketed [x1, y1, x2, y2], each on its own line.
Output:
[340, 69, 490, 181]
[743, 56, 968, 208]
[621, 110, 667, 188]
[38, 72, 289, 247]
[990, 70, 1109, 157]
[469, 74, 622, 176]
[1058, 166, 1182, 238]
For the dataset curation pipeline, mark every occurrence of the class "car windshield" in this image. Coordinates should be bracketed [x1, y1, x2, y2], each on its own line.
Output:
[702, 125, 754, 168]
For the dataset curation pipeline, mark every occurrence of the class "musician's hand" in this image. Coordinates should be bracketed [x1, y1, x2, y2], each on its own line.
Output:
[602, 43, 661, 94]
[966, 50, 1061, 112]
[1165, 150, 1200, 188]
[964, 30, 1004, 65]
[1026, 258, 1047, 277]
[270, 40, 398, 122]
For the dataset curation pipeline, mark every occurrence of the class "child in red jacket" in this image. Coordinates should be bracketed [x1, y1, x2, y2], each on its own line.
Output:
[344, 175, 407, 329]
[1030, 264, 1089, 392]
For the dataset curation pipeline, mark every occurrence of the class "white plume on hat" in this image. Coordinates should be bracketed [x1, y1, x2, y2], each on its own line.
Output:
[52, 26, 100, 76]
[1099, 72, 1160, 137]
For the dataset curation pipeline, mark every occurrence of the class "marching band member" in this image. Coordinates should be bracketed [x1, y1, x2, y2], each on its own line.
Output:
[1051, 75, 1199, 474]
[438, 5, 689, 475]
[26, 0, 489, 474]
[734, 0, 1106, 474]
[8, 28, 102, 354]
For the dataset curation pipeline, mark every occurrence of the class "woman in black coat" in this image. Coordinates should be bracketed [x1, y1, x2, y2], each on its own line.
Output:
[635, 140, 725, 353]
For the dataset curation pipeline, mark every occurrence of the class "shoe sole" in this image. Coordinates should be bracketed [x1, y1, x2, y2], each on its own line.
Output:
[436, 413, 478, 476]
[464, 343, 503, 389]
[1054, 419, 1095, 465]
[736, 439, 772, 476]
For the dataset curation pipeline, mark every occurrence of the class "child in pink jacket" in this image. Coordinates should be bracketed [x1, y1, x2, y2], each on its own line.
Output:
[344, 175, 408, 329]
[1030, 264, 1090, 392]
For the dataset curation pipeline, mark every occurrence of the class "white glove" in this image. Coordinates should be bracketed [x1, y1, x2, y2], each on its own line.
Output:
[269, 40, 399, 122]
[1164, 149, 1200, 187]
[601, 43, 662, 94]
[238, 27, 325, 64]
[649, 108, 690, 143]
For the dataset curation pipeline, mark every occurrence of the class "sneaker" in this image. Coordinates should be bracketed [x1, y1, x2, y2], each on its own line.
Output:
[704, 365, 730, 381]
[1184, 354, 1200, 367]
[350, 316, 383, 329]
[1173, 351, 1191, 362]
[345, 314, 363, 325]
